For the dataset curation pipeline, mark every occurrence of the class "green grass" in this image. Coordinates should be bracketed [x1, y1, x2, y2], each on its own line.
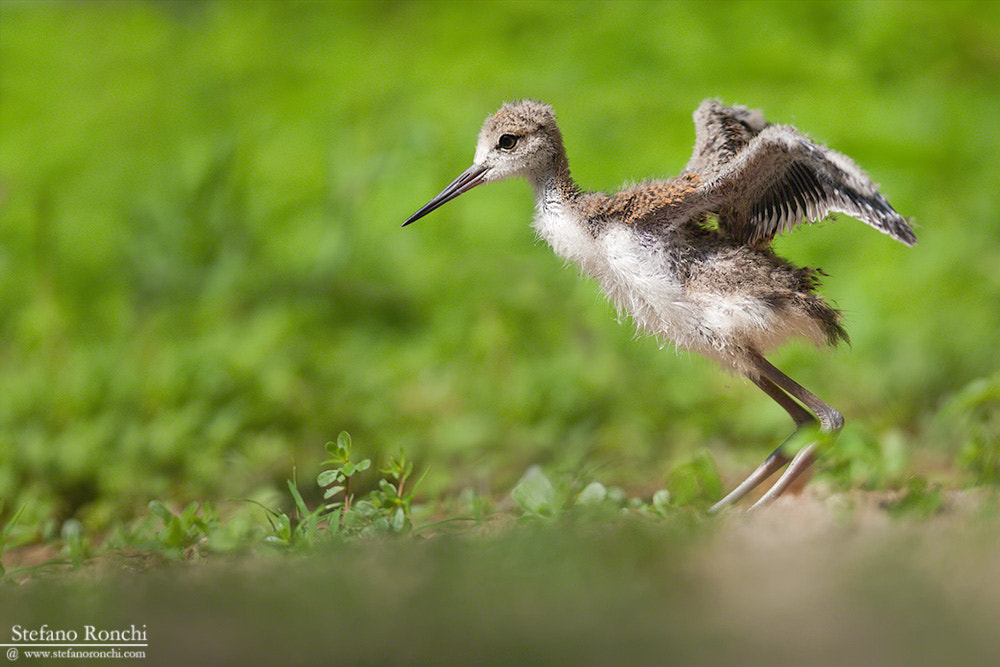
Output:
[1, 0, 1000, 661]
[2, 0, 997, 536]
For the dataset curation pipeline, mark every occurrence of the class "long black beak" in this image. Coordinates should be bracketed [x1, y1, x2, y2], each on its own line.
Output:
[402, 164, 489, 227]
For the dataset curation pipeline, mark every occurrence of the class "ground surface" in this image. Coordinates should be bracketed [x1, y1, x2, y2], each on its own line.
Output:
[4, 490, 999, 666]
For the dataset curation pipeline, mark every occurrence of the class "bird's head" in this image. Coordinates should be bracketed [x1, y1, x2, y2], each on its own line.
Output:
[402, 100, 564, 227]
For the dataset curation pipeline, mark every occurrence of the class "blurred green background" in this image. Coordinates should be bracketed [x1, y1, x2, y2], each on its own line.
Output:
[1, 0, 998, 535]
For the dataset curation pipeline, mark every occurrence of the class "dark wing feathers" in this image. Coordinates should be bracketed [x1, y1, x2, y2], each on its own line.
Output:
[685, 99, 771, 175]
[685, 101, 916, 247]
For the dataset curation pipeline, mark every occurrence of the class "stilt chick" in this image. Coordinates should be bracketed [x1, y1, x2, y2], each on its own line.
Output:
[403, 100, 915, 510]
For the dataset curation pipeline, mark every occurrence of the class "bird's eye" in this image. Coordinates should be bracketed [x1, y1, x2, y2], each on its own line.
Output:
[497, 134, 519, 150]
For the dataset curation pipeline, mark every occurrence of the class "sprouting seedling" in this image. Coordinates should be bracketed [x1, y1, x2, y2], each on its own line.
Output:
[318, 431, 371, 515]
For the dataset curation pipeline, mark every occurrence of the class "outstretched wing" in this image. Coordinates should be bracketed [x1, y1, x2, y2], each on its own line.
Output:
[579, 102, 770, 228]
[685, 99, 771, 176]
[688, 119, 916, 247]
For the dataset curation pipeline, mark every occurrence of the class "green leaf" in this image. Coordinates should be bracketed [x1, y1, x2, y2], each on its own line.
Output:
[323, 485, 345, 499]
[61, 519, 83, 544]
[353, 500, 377, 517]
[355, 459, 371, 472]
[324, 509, 342, 534]
[317, 469, 342, 487]
[511, 466, 558, 517]
[576, 481, 607, 506]
[148, 500, 173, 521]
[391, 507, 407, 532]
[337, 431, 352, 452]
[1, 503, 26, 542]
[666, 452, 722, 506]
[272, 513, 292, 542]
[287, 479, 310, 518]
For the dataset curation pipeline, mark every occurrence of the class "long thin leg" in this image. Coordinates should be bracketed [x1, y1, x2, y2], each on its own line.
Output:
[711, 352, 843, 511]
[750, 372, 816, 427]
[750, 351, 843, 432]
[708, 374, 804, 513]
[748, 443, 817, 509]
[708, 447, 788, 513]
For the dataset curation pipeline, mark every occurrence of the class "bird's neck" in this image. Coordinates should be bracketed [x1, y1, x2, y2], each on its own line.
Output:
[530, 154, 599, 266]
[531, 152, 581, 214]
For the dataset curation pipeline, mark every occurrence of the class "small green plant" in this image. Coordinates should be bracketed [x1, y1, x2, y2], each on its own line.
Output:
[255, 472, 331, 549]
[148, 500, 220, 558]
[260, 432, 424, 546]
[511, 466, 566, 520]
[512, 466, 677, 521]
[665, 451, 723, 507]
[820, 426, 907, 490]
[318, 431, 372, 516]
[937, 375, 1000, 485]
[366, 451, 425, 534]
[882, 476, 944, 518]
[1, 501, 27, 576]
[648, 489, 673, 517]
[60, 519, 88, 568]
